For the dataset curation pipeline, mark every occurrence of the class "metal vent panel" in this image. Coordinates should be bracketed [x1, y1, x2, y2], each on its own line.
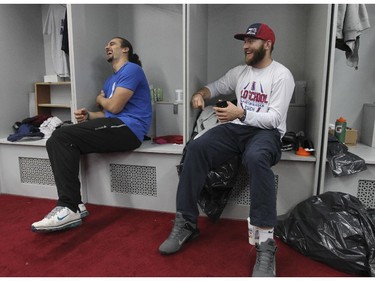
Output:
[110, 164, 157, 197]
[358, 179, 375, 209]
[229, 167, 278, 205]
[19, 157, 55, 186]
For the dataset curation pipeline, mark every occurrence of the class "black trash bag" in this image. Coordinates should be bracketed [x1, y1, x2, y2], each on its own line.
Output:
[327, 135, 367, 177]
[197, 155, 241, 222]
[177, 140, 241, 222]
[275, 192, 375, 276]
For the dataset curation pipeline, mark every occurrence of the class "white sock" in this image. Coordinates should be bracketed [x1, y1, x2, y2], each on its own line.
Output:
[257, 228, 274, 243]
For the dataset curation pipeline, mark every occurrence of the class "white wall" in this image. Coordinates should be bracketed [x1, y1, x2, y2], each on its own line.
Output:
[120, 4, 183, 102]
[69, 4, 119, 112]
[330, 4, 375, 138]
[187, 4, 208, 135]
[0, 4, 45, 138]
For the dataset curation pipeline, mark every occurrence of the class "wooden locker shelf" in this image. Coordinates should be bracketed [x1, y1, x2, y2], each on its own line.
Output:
[34, 82, 71, 116]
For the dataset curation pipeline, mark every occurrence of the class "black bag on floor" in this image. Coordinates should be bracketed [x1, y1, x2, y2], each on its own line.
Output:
[275, 192, 375, 276]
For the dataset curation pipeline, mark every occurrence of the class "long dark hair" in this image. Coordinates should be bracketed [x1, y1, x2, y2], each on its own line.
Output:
[115, 37, 142, 67]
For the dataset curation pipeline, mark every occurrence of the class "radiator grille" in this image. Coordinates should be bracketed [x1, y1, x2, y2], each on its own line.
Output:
[110, 164, 157, 197]
[229, 166, 278, 205]
[19, 157, 55, 186]
[18, 156, 280, 204]
[357, 179, 375, 209]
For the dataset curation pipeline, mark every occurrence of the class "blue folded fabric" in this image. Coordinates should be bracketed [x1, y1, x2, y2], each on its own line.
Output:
[7, 123, 44, 142]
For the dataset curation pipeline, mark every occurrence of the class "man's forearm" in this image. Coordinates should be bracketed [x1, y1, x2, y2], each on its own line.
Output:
[193, 87, 211, 100]
[87, 111, 105, 120]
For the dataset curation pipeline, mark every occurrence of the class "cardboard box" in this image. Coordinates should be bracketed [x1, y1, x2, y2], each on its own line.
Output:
[328, 127, 357, 145]
[345, 128, 358, 145]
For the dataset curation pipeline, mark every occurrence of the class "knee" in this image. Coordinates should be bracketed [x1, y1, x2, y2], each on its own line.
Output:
[46, 130, 59, 151]
[243, 150, 270, 170]
[187, 138, 206, 154]
[46, 127, 69, 148]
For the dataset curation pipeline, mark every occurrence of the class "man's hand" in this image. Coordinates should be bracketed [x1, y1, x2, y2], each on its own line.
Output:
[191, 87, 211, 110]
[74, 108, 89, 123]
[191, 93, 205, 110]
[213, 101, 244, 123]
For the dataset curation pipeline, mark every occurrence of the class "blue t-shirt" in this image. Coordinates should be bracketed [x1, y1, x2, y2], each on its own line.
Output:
[102, 62, 151, 142]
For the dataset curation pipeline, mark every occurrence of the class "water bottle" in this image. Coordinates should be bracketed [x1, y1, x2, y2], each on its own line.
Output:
[175, 89, 183, 102]
[335, 117, 347, 143]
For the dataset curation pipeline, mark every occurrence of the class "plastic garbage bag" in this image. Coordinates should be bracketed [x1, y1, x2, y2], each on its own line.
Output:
[177, 142, 240, 222]
[198, 155, 240, 222]
[275, 191, 375, 276]
[327, 135, 367, 177]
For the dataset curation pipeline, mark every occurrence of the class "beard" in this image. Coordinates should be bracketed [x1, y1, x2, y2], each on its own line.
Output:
[107, 57, 113, 63]
[245, 45, 266, 66]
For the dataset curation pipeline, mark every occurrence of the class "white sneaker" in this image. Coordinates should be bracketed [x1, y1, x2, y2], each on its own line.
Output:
[78, 204, 89, 219]
[31, 206, 82, 232]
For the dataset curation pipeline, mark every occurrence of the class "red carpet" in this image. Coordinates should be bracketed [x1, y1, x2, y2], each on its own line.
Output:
[0, 194, 357, 277]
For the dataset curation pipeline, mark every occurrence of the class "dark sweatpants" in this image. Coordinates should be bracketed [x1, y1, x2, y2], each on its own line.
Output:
[46, 118, 141, 212]
[176, 123, 281, 227]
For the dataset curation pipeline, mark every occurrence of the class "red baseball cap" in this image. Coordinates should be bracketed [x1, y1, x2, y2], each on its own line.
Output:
[234, 23, 275, 45]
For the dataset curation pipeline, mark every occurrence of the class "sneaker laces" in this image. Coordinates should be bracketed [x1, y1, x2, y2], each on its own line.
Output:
[255, 243, 276, 273]
[45, 206, 65, 219]
[168, 215, 194, 239]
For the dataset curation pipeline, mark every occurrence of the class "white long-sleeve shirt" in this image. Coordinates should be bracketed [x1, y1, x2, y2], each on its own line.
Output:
[206, 61, 295, 137]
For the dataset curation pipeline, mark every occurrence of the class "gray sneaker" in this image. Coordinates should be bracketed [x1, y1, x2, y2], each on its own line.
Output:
[159, 212, 199, 255]
[252, 238, 277, 277]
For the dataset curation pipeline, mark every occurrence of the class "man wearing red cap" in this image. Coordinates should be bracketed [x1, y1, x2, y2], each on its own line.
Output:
[159, 23, 295, 277]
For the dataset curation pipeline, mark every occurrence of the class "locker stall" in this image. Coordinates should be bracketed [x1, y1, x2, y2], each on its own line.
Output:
[186, 4, 333, 218]
[320, 4, 375, 210]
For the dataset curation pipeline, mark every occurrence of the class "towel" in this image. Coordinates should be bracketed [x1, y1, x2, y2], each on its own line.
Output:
[336, 4, 370, 69]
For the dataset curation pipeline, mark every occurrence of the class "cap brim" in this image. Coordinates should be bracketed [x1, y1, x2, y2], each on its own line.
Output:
[234, 34, 257, 40]
[234, 34, 246, 40]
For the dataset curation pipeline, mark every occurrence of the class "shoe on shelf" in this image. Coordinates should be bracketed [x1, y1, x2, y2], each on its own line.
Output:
[159, 212, 200, 255]
[31, 206, 82, 233]
[252, 238, 277, 277]
[78, 203, 89, 219]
